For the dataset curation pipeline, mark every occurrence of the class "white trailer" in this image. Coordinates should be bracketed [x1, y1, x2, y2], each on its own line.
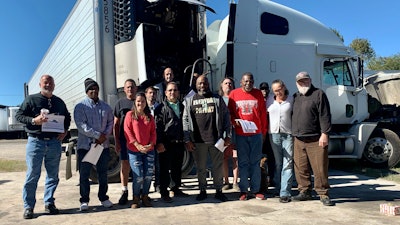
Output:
[0, 106, 25, 139]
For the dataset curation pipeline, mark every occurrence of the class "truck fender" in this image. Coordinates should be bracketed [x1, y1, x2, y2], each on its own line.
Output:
[349, 122, 377, 159]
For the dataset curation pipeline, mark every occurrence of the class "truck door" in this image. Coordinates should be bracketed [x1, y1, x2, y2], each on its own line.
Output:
[322, 58, 369, 124]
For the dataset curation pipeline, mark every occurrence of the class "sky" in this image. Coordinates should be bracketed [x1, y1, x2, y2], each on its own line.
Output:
[1, 0, 399, 107]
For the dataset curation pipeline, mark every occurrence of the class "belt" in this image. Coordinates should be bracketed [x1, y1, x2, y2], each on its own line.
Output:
[29, 134, 57, 140]
[296, 135, 320, 143]
[170, 140, 183, 143]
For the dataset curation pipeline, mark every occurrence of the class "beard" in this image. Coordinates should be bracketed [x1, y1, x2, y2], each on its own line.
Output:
[296, 83, 310, 95]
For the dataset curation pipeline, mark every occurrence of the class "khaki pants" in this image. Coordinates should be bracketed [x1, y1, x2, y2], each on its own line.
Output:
[293, 137, 330, 196]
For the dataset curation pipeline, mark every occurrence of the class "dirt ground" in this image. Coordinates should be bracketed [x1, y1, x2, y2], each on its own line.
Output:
[0, 139, 399, 225]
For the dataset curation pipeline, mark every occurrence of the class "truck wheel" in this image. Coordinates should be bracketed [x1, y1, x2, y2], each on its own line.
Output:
[181, 150, 194, 178]
[362, 128, 400, 168]
[89, 143, 121, 183]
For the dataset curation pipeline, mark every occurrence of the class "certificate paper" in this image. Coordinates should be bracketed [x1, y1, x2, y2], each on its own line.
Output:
[215, 138, 227, 152]
[234, 119, 258, 133]
[41, 114, 65, 133]
[82, 144, 104, 165]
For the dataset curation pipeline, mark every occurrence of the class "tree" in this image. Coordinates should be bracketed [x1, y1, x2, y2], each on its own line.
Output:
[330, 28, 344, 43]
[367, 54, 400, 70]
[350, 38, 375, 61]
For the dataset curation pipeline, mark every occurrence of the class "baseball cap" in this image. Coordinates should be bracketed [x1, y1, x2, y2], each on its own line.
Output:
[296, 71, 311, 82]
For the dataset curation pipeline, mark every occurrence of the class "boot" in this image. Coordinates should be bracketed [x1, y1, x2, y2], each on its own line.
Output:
[141, 195, 153, 207]
[131, 196, 140, 209]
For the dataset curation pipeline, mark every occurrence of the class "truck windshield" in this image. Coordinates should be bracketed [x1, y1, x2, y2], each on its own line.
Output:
[323, 60, 354, 86]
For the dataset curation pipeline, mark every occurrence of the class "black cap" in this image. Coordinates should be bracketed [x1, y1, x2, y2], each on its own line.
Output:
[84, 78, 99, 92]
[259, 82, 269, 90]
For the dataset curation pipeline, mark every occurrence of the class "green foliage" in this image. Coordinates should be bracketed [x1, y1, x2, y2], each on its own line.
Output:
[367, 54, 400, 70]
[350, 38, 376, 61]
[0, 158, 26, 172]
[330, 28, 344, 42]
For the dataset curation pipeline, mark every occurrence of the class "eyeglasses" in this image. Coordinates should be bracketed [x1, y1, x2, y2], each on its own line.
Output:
[167, 89, 178, 92]
[48, 98, 52, 109]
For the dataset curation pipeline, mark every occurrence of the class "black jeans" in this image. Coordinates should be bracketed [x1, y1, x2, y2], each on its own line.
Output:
[158, 142, 185, 196]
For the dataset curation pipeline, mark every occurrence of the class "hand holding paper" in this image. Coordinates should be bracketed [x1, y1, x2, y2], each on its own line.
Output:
[234, 119, 258, 133]
[82, 144, 104, 165]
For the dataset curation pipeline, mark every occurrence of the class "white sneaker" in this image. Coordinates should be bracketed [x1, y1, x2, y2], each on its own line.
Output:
[80, 202, 89, 211]
[101, 199, 113, 208]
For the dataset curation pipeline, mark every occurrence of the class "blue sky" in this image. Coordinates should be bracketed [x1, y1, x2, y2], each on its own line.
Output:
[1, 0, 399, 106]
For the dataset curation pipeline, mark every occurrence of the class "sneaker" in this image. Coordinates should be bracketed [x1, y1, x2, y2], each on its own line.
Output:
[196, 190, 207, 201]
[23, 208, 33, 219]
[320, 195, 335, 206]
[255, 193, 265, 200]
[222, 183, 232, 190]
[172, 188, 189, 197]
[279, 196, 291, 203]
[154, 185, 160, 193]
[45, 203, 59, 215]
[161, 195, 173, 203]
[131, 196, 140, 209]
[215, 190, 228, 202]
[292, 191, 312, 201]
[239, 192, 248, 201]
[118, 190, 129, 205]
[101, 199, 113, 208]
[141, 195, 153, 207]
[232, 183, 240, 192]
[80, 202, 89, 211]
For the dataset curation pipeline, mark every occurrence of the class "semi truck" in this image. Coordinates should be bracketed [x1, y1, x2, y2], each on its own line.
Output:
[0, 106, 25, 139]
[26, 0, 400, 181]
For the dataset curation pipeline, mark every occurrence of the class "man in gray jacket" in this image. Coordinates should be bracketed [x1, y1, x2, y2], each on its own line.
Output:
[182, 75, 231, 202]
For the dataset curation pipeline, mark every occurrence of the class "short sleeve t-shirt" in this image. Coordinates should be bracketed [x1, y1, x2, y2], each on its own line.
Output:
[114, 97, 134, 136]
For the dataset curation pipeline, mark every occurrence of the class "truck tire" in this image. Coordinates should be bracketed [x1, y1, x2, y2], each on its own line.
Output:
[89, 143, 121, 183]
[362, 128, 400, 168]
[181, 150, 194, 178]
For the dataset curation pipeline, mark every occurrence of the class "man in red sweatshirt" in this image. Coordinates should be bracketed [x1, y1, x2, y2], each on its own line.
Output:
[228, 72, 268, 201]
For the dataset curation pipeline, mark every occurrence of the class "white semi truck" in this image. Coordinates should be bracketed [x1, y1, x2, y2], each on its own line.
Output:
[26, 0, 400, 181]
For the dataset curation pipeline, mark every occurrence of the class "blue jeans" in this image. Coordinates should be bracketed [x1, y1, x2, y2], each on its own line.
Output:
[128, 150, 155, 196]
[78, 148, 110, 203]
[270, 133, 294, 197]
[23, 136, 62, 209]
[235, 133, 262, 193]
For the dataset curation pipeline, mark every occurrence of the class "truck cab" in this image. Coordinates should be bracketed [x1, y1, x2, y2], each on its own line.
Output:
[207, 0, 400, 168]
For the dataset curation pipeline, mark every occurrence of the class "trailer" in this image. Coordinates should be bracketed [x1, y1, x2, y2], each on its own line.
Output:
[0, 106, 25, 139]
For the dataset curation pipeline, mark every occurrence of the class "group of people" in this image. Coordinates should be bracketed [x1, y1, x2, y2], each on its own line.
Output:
[16, 68, 334, 219]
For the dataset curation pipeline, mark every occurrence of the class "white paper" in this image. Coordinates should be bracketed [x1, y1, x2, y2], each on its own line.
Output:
[235, 119, 258, 133]
[215, 138, 227, 152]
[41, 114, 65, 133]
[82, 144, 104, 165]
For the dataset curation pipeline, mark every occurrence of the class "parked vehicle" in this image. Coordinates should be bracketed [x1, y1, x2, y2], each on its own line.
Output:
[0, 105, 25, 139]
[26, 0, 400, 182]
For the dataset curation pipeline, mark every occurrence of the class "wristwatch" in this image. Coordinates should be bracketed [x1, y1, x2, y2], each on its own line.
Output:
[31, 118, 36, 125]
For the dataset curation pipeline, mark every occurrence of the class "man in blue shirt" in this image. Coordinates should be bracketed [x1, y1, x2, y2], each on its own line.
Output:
[74, 78, 114, 211]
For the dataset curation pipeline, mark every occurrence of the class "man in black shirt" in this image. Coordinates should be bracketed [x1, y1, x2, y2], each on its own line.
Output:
[183, 75, 231, 202]
[16, 74, 71, 219]
[113, 79, 137, 205]
[291, 71, 334, 206]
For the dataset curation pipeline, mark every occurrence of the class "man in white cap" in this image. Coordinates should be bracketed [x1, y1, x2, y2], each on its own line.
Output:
[291, 71, 334, 206]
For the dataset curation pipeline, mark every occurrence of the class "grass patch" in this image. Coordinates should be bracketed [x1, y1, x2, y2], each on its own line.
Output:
[0, 158, 26, 172]
[330, 159, 400, 184]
